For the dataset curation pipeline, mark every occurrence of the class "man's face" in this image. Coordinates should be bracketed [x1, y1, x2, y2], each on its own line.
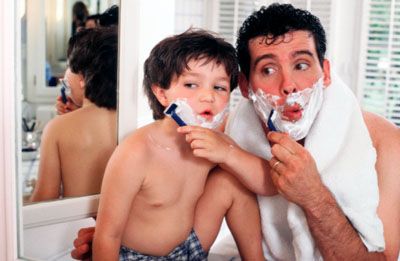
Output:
[242, 30, 331, 121]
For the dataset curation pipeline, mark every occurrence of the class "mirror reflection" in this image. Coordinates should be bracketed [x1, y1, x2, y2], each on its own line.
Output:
[21, 0, 119, 204]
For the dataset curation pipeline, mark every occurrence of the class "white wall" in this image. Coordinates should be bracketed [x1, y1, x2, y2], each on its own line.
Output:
[329, 0, 364, 94]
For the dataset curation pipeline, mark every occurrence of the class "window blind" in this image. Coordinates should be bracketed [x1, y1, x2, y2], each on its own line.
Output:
[174, 0, 205, 33]
[359, 0, 400, 126]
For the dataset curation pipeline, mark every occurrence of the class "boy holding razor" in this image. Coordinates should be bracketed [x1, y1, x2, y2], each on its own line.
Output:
[92, 29, 270, 260]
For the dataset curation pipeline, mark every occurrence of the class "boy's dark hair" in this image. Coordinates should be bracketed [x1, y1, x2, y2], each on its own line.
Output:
[144, 29, 239, 120]
[67, 27, 118, 109]
[236, 3, 327, 79]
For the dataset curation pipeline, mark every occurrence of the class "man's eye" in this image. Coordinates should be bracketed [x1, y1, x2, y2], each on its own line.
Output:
[214, 85, 228, 92]
[295, 63, 309, 71]
[262, 67, 275, 75]
[184, 83, 197, 89]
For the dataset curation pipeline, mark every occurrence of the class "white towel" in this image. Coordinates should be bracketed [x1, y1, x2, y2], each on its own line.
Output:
[226, 74, 385, 260]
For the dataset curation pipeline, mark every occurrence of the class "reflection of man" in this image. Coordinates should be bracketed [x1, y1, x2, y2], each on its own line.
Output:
[72, 4, 400, 260]
[30, 27, 118, 202]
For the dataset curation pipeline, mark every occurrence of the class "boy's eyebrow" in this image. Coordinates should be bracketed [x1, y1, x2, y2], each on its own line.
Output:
[182, 72, 230, 82]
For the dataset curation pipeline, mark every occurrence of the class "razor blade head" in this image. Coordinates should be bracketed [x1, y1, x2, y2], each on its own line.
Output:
[60, 86, 68, 104]
[164, 103, 187, 127]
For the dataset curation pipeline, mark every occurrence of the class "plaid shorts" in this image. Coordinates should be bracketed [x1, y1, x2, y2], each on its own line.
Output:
[119, 229, 208, 260]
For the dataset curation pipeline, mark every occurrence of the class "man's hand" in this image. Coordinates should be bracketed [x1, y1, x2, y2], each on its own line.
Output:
[71, 227, 95, 261]
[56, 96, 80, 115]
[267, 131, 325, 208]
[177, 125, 236, 164]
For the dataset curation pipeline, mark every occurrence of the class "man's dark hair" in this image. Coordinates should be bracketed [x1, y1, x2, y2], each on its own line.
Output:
[67, 27, 118, 109]
[236, 3, 327, 79]
[144, 29, 239, 120]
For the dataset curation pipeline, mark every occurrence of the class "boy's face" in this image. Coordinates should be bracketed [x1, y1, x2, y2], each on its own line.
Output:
[159, 58, 231, 121]
[64, 67, 85, 106]
[240, 30, 331, 122]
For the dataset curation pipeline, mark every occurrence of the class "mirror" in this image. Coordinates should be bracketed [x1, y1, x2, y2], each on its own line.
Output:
[20, 0, 120, 206]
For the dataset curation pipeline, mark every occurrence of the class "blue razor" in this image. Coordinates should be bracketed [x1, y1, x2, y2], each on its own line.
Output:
[164, 103, 187, 127]
[60, 86, 68, 104]
[267, 109, 278, 132]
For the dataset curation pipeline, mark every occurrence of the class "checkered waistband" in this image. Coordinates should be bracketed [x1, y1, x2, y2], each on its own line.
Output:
[119, 229, 208, 260]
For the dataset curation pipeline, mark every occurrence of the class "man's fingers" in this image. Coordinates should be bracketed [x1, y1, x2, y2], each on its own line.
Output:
[77, 227, 95, 237]
[70, 243, 90, 260]
[267, 132, 301, 154]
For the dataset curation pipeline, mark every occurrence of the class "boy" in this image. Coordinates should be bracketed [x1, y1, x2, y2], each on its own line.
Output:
[93, 29, 266, 260]
[30, 27, 118, 202]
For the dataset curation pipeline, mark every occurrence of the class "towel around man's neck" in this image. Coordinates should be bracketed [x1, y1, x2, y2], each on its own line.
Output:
[226, 75, 385, 260]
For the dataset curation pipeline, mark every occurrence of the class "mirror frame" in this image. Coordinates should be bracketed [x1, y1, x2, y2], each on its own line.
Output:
[0, 0, 19, 259]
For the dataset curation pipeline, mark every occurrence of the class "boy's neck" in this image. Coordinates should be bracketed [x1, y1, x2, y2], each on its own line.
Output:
[159, 117, 188, 147]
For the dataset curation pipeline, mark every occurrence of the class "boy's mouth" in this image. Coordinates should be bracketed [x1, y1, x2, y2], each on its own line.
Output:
[199, 110, 214, 121]
[282, 103, 303, 122]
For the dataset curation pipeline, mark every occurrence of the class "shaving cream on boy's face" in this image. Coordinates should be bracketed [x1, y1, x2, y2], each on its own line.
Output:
[164, 99, 229, 129]
[248, 77, 324, 141]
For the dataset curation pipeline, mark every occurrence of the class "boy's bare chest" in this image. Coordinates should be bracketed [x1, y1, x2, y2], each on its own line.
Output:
[138, 150, 214, 207]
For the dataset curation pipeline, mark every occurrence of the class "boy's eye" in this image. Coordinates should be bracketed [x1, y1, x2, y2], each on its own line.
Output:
[184, 83, 198, 89]
[262, 67, 276, 76]
[295, 63, 309, 71]
[214, 85, 228, 92]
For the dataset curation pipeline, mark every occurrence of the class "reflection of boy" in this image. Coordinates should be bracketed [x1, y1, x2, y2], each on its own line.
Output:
[30, 28, 118, 202]
[92, 30, 264, 260]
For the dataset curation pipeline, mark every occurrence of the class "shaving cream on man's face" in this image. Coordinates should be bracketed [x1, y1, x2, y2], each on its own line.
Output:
[164, 99, 229, 129]
[248, 78, 324, 141]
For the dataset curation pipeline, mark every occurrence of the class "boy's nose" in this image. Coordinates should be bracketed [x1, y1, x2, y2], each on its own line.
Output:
[200, 89, 215, 102]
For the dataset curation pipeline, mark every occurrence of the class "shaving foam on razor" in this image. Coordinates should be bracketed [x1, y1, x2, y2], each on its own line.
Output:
[163, 99, 228, 129]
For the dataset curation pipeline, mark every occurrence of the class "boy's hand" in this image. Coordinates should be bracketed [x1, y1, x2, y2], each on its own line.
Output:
[71, 226, 95, 260]
[177, 126, 236, 164]
[56, 96, 80, 115]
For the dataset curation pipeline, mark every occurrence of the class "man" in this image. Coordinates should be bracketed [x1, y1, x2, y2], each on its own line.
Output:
[222, 3, 399, 260]
[72, 4, 400, 260]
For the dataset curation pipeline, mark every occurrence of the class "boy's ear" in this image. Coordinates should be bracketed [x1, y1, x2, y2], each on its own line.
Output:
[238, 73, 249, 98]
[78, 73, 85, 89]
[151, 84, 169, 107]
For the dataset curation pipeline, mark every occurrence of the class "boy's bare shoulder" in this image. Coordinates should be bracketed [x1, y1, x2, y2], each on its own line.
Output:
[115, 122, 159, 161]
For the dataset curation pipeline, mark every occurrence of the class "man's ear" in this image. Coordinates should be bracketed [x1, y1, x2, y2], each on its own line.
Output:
[238, 73, 250, 98]
[151, 84, 169, 107]
[322, 59, 331, 87]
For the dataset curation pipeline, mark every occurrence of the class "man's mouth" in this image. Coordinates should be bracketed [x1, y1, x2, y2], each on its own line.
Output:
[282, 104, 303, 122]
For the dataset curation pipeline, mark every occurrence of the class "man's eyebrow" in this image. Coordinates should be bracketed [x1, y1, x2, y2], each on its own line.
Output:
[292, 50, 314, 59]
[254, 54, 276, 67]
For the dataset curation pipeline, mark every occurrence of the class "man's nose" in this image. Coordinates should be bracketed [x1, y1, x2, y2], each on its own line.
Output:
[280, 74, 297, 95]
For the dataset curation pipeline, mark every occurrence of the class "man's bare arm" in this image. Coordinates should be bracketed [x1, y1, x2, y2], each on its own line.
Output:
[302, 186, 385, 260]
[363, 111, 400, 260]
[267, 131, 386, 260]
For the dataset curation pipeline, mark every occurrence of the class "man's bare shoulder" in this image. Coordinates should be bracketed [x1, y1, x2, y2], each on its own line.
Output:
[362, 111, 400, 150]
